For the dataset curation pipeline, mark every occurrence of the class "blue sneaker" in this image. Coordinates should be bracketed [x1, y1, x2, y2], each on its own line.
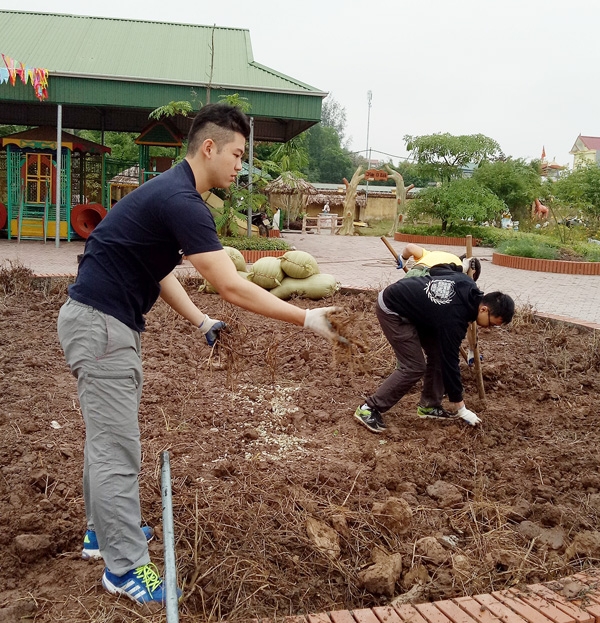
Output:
[82, 526, 153, 560]
[102, 562, 181, 604]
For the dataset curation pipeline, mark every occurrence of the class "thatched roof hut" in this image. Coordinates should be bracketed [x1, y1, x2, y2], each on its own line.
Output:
[264, 175, 317, 197]
[264, 174, 318, 227]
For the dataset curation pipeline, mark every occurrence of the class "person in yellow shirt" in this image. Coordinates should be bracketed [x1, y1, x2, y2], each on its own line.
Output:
[399, 243, 481, 281]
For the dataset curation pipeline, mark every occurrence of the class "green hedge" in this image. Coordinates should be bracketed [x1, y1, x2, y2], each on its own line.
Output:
[399, 224, 600, 261]
[398, 224, 514, 247]
[497, 236, 560, 259]
[219, 236, 290, 251]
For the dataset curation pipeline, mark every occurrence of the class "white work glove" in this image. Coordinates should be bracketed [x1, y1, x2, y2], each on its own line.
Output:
[457, 405, 481, 426]
[199, 315, 227, 347]
[467, 349, 484, 367]
[304, 307, 343, 341]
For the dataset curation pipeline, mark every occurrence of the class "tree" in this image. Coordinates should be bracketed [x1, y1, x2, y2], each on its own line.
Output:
[551, 163, 600, 227]
[472, 158, 542, 223]
[0, 124, 26, 137]
[149, 101, 194, 120]
[404, 133, 503, 182]
[408, 178, 506, 232]
[218, 93, 251, 113]
[304, 124, 353, 183]
[77, 130, 139, 161]
[269, 134, 309, 175]
[320, 95, 348, 145]
[386, 161, 436, 189]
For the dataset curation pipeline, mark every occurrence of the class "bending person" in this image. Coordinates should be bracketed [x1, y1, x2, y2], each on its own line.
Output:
[354, 265, 514, 433]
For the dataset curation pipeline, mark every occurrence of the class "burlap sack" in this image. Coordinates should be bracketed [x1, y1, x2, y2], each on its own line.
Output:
[223, 246, 247, 272]
[269, 273, 338, 300]
[280, 250, 320, 279]
[247, 256, 285, 290]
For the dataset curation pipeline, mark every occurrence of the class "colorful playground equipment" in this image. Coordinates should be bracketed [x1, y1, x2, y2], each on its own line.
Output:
[0, 126, 110, 240]
[0, 118, 184, 241]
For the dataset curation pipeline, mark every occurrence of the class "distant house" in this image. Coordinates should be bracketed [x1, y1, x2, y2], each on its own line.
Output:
[570, 135, 600, 168]
[541, 159, 567, 181]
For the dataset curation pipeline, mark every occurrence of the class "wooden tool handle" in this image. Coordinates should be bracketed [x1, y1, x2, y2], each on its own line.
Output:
[381, 237, 409, 273]
[381, 236, 399, 260]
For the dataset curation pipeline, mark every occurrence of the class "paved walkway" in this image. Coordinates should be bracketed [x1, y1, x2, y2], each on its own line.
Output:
[272, 571, 600, 623]
[1, 233, 599, 328]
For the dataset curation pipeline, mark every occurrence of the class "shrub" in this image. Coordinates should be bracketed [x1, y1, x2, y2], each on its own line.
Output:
[572, 241, 600, 262]
[398, 223, 514, 247]
[219, 237, 290, 251]
[497, 237, 559, 260]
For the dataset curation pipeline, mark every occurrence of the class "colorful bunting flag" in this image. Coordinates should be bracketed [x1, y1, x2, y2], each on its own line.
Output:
[1, 53, 48, 100]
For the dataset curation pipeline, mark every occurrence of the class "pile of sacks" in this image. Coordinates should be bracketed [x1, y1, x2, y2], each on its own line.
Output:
[200, 248, 339, 300]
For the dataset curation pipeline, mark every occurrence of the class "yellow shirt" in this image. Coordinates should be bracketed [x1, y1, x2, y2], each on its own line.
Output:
[416, 249, 461, 268]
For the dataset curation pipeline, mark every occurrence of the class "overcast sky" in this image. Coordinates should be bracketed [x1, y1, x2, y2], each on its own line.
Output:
[2, 0, 597, 168]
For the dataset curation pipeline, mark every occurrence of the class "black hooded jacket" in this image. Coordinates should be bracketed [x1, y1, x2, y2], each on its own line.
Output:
[381, 267, 483, 402]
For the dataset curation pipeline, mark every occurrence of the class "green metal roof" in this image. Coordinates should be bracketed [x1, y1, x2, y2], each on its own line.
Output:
[0, 10, 326, 141]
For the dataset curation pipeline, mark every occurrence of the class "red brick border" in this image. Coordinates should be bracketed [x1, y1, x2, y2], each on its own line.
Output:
[254, 571, 600, 623]
[492, 252, 600, 275]
[240, 250, 286, 264]
[394, 233, 479, 247]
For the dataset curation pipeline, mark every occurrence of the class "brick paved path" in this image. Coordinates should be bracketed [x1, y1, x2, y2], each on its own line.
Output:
[255, 571, 600, 623]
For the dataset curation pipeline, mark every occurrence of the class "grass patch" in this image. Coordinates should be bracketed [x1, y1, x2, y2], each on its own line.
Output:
[497, 236, 560, 260]
[356, 219, 395, 237]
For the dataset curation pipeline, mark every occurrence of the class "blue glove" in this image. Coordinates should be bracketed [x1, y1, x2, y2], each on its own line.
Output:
[199, 315, 227, 347]
[396, 256, 404, 270]
[467, 349, 484, 366]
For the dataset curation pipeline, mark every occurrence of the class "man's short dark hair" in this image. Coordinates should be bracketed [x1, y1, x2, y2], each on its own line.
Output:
[482, 291, 515, 324]
[187, 103, 251, 156]
[459, 254, 482, 282]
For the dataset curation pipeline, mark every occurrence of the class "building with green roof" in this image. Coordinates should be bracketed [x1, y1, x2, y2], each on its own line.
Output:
[0, 10, 326, 140]
[0, 10, 327, 240]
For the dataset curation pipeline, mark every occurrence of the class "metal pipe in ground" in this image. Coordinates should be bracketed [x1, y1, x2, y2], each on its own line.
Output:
[161, 451, 179, 622]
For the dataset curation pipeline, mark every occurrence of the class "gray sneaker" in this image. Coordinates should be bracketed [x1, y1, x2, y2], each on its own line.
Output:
[354, 404, 386, 433]
[416, 405, 459, 420]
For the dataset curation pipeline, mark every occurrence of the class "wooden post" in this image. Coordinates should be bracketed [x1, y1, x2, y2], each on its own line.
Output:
[466, 235, 485, 401]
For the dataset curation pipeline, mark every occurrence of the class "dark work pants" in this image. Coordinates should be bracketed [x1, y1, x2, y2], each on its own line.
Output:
[366, 304, 444, 414]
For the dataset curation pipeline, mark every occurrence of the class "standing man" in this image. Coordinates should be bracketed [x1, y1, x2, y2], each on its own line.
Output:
[58, 103, 339, 604]
[354, 265, 514, 433]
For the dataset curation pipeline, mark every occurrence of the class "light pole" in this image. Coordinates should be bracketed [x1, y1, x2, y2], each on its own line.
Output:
[366, 90, 372, 166]
[365, 90, 373, 207]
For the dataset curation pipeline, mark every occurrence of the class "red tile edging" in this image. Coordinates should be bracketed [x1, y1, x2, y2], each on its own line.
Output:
[492, 252, 600, 275]
[254, 571, 600, 623]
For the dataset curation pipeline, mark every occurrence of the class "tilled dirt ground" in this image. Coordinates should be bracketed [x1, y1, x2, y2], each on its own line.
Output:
[1, 267, 600, 623]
